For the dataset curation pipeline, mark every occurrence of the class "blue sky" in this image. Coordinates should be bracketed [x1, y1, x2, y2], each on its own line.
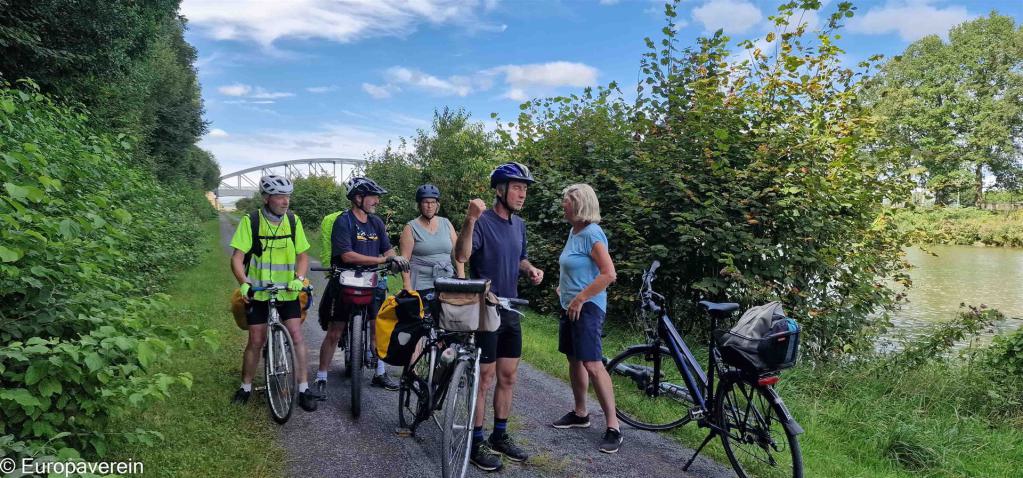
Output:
[183, 0, 1023, 177]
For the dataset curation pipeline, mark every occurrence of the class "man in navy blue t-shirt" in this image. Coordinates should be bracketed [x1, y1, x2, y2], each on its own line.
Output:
[455, 162, 544, 471]
[315, 177, 408, 397]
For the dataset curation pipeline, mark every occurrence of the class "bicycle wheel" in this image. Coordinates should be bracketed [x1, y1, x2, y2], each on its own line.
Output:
[349, 312, 364, 418]
[265, 323, 297, 424]
[399, 340, 434, 431]
[441, 358, 476, 478]
[605, 345, 694, 431]
[716, 377, 803, 478]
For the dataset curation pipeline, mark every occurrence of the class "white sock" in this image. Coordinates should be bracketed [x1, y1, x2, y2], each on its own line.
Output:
[316, 370, 327, 381]
[298, 382, 308, 393]
[376, 360, 386, 375]
[241, 383, 252, 392]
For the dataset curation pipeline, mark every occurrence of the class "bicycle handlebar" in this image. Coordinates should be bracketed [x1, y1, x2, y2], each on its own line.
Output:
[310, 264, 391, 274]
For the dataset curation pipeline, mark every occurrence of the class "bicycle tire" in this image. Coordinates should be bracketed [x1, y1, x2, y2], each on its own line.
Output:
[605, 345, 694, 431]
[265, 323, 297, 424]
[716, 377, 803, 478]
[399, 340, 433, 431]
[441, 359, 475, 478]
[349, 312, 364, 418]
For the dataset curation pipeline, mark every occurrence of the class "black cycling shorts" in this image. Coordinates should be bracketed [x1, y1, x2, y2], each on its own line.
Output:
[476, 309, 522, 364]
[247, 299, 301, 326]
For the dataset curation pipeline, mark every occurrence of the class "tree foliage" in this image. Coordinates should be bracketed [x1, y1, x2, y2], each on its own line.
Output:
[0, 0, 219, 189]
[866, 13, 1023, 205]
[498, 0, 913, 356]
[0, 82, 217, 458]
[290, 175, 348, 228]
[367, 108, 501, 238]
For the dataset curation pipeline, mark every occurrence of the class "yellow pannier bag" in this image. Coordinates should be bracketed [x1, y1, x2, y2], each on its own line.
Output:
[230, 279, 312, 330]
[375, 290, 426, 365]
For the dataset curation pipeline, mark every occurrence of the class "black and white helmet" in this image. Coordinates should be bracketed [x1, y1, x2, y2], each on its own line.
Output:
[260, 175, 294, 195]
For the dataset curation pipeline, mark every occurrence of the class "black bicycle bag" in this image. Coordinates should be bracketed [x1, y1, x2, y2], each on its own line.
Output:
[717, 301, 801, 373]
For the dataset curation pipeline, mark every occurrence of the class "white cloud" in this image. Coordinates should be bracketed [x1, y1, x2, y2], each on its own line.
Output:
[692, 0, 763, 34]
[363, 61, 598, 101]
[208, 128, 229, 138]
[599, 0, 620, 5]
[181, 0, 505, 47]
[218, 83, 252, 96]
[218, 83, 294, 100]
[362, 83, 395, 99]
[306, 85, 338, 93]
[848, 1, 975, 41]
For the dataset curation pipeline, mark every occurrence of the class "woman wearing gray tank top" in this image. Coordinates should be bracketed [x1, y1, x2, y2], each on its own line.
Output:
[399, 184, 464, 293]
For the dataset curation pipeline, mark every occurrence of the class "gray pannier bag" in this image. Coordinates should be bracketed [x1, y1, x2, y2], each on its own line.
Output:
[717, 301, 801, 373]
[434, 277, 501, 332]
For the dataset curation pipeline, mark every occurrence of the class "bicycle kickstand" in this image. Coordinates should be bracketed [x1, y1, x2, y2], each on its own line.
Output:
[682, 432, 715, 471]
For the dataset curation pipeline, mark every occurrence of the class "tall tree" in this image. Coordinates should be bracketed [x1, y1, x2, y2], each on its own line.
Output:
[867, 13, 1023, 205]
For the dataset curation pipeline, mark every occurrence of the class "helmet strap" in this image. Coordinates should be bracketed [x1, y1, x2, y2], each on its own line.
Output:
[494, 189, 519, 215]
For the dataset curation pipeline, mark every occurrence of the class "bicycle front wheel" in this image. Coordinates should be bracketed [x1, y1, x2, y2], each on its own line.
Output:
[265, 323, 297, 424]
[606, 345, 694, 431]
[349, 312, 364, 418]
[716, 377, 803, 478]
[441, 358, 477, 478]
[399, 340, 433, 431]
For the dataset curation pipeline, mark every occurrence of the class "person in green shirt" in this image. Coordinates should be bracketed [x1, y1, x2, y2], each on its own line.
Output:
[229, 175, 318, 412]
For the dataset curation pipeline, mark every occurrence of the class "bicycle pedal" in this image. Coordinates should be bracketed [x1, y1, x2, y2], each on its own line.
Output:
[688, 407, 706, 421]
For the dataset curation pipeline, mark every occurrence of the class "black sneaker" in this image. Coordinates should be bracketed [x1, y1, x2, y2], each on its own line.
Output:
[315, 379, 328, 401]
[371, 374, 399, 391]
[298, 389, 318, 412]
[488, 433, 528, 462]
[599, 428, 623, 454]
[552, 411, 591, 429]
[470, 441, 503, 472]
[231, 388, 250, 405]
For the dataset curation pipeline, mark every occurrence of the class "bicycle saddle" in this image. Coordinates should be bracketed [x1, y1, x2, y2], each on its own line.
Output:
[698, 301, 741, 318]
[434, 277, 490, 294]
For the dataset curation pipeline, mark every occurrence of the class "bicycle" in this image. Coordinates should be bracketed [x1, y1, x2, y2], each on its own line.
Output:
[396, 279, 528, 478]
[311, 263, 392, 418]
[249, 283, 313, 424]
[605, 261, 804, 478]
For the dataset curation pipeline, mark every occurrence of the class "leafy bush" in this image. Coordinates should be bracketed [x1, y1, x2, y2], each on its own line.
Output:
[895, 207, 1023, 247]
[367, 108, 500, 239]
[290, 175, 347, 228]
[0, 81, 216, 458]
[986, 327, 1023, 378]
[500, 1, 912, 356]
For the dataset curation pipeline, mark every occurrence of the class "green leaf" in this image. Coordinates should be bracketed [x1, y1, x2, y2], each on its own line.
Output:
[1, 388, 41, 408]
[137, 341, 156, 369]
[24, 362, 45, 385]
[39, 377, 62, 397]
[84, 353, 103, 372]
[0, 245, 23, 263]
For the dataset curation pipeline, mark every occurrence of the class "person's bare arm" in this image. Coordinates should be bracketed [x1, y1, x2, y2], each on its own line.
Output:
[455, 199, 486, 264]
[519, 259, 544, 285]
[449, 224, 465, 278]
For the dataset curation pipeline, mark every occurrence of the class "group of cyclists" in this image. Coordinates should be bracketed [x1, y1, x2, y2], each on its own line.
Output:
[228, 162, 623, 472]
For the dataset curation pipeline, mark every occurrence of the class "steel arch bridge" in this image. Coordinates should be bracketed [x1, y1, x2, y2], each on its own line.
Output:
[215, 157, 367, 197]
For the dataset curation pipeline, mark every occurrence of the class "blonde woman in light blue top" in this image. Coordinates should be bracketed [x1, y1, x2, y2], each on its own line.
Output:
[552, 183, 622, 453]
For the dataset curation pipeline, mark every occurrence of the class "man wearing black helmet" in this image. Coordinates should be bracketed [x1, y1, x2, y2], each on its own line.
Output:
[315, 177, 409, 396]
[454, 162, 544, 471]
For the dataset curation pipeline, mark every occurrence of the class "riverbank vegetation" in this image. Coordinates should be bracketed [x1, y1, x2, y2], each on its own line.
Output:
[895, 207, 1023, 248]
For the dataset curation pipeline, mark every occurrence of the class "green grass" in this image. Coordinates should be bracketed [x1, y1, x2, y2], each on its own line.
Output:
[895, 207, 1023, 248]
[520, 313, 1023, 478]
[109, 219, 285, 477]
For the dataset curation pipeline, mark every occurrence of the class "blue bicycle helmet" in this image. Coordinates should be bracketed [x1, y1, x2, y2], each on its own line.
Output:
[489, 162, 535, 188]
[346, 177, 388, 200]
[415, 184, 441, 202]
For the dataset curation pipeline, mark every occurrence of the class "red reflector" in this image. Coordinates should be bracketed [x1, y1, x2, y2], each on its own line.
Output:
[758, 376, 780, 386]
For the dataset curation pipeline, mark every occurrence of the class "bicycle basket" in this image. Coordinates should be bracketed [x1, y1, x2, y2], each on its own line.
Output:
[717, 302, 801, 373]
[435, 278, 499, 332]
[338, 269, 378, 305]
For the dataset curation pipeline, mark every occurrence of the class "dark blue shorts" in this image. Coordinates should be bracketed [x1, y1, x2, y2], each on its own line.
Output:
[558, 302, 606, 362]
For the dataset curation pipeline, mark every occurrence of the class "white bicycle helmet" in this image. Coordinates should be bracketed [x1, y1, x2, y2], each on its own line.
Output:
[260, 175, 294, 195]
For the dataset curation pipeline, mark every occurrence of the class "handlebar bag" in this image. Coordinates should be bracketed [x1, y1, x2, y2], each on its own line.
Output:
[437, 279, 500, 332]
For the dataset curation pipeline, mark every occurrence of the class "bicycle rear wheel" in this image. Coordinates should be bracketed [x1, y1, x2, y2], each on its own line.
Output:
[265, 323, 297, 424]
[399, 340, 433, 431]
[441, 357, 477, 478]
[605, 345, 694, 431]
[349, 312, 364, 418]
[716, 377, 803, 478]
